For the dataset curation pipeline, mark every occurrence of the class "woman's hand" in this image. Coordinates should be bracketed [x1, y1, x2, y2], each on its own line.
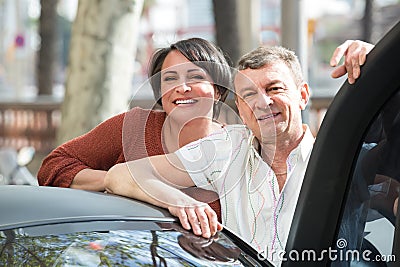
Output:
[168, 202, 223, 239]
[330, 40, 375, 84]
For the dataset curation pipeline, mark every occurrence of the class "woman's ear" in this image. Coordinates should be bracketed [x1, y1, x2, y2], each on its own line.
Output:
[214, 86, 221, 100]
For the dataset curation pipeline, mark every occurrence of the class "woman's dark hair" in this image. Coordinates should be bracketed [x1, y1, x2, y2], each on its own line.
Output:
[148, 38, 233, 118]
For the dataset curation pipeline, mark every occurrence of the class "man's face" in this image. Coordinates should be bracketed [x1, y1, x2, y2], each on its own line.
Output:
[234, 62, 309, 144]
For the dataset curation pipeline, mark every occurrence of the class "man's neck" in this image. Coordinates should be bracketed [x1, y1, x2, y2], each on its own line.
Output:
[259, 126, 306, 191]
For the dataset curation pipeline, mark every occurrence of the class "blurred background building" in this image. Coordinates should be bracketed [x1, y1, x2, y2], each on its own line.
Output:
[1, 0, 399, 99]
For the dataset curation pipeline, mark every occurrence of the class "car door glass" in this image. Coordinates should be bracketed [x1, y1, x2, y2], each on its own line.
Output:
[334, 90, 400, 266]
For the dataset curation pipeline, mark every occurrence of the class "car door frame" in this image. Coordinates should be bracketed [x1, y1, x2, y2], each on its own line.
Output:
[283, 20, 400, 267]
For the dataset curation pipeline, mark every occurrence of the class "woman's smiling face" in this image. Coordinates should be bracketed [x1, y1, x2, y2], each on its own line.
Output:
[160, 50, 219, 124]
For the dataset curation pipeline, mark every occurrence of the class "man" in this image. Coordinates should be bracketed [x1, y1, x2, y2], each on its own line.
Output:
[104, 42, 373, 265]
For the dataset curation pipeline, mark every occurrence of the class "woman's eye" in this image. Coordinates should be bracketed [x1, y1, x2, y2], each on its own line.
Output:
[189, 75, 206, 80]
[163, 76, 177, 82]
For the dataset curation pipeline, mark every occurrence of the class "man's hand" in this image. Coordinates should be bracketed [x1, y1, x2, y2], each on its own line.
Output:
[168, 203, 223, 239]
[330, 40, 375, 84]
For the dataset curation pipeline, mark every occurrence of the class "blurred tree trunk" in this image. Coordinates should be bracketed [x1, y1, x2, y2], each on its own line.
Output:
[38, 0, 58, 95]
[57, 0, 144, 144]
[212, 0, 240, 64]
[362, 0, 374, 42]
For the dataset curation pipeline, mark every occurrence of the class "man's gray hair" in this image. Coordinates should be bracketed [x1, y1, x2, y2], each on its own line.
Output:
[237, 46, 304, 87]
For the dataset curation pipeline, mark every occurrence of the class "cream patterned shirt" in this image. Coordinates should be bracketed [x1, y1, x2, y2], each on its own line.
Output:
[176, 124, 314, 266]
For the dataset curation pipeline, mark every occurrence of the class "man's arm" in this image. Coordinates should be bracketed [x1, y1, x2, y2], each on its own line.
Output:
[330, 40, 375, 84]
[104, 153, 222, 238]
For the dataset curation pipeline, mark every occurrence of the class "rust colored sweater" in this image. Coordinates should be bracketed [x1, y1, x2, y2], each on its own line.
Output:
[37, 107, 221, 221]
[38, 107, 167, 187]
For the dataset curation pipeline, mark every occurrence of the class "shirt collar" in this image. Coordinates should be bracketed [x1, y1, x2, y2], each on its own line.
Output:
[278, 124, 314, 173]
[298, 124, 315, 162]
[249, 124, 315, 165]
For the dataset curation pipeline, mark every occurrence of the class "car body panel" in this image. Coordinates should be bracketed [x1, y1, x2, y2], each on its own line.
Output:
[0, 185, 174, 230]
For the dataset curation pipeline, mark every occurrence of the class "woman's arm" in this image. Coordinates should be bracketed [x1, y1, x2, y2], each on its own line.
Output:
[70, 169, 107, 191]
[37, 113, 125, 190]
[104, 154, 222, 238]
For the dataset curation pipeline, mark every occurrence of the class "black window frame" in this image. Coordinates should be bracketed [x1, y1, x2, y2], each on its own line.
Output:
[283, 20, 400, 267]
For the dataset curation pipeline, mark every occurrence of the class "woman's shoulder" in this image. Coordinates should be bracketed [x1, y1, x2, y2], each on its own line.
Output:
[128, 106, 165, 115]
[125, 107, 166, 123]
[101, 107, 166, 125]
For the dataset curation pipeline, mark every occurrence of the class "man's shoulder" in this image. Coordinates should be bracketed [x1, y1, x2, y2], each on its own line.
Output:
[179, 124, 250, 153]
[206, 124, 251, 143]
[176, 124, 252, 183]
[222, 124, 251, 135]
[223, 124, 248, 130]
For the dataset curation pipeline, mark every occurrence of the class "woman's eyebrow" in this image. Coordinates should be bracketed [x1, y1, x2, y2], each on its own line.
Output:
[187, 68, 206, 73]
[161, 70, 177, 76]
[162, 68, 204, 76]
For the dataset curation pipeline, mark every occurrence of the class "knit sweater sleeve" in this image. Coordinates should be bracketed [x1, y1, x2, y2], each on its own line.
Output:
[37, 112, 126, 187]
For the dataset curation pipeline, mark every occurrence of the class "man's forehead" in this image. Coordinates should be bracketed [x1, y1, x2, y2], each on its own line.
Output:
[234, 68, 274, 90]
[234, 63, 293, 88]
[234, 70, 255, 85]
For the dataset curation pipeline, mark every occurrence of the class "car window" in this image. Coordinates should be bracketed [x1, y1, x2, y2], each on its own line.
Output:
[334, 90, 400, 266]
[0, 221, 266, 266]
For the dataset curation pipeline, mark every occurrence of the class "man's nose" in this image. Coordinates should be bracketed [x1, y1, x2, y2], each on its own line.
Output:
[175, 82, 191, 93]
[255, 93, 273, 109]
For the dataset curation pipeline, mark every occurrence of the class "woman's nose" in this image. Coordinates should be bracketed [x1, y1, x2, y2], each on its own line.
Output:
[175, 82, 191, 93]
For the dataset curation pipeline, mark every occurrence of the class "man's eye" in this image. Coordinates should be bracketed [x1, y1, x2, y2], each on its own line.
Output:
[267, 87, 285, 93]
[242, 92, 256, 98]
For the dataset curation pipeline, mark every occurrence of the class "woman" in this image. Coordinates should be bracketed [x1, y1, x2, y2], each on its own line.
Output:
[37, 37, 232, 207]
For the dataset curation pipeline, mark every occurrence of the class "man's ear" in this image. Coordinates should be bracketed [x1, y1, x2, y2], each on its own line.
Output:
[299, 82, 310, 110]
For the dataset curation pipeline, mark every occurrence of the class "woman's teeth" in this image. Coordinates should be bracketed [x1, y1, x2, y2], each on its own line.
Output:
[175, 99, 197, 104]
